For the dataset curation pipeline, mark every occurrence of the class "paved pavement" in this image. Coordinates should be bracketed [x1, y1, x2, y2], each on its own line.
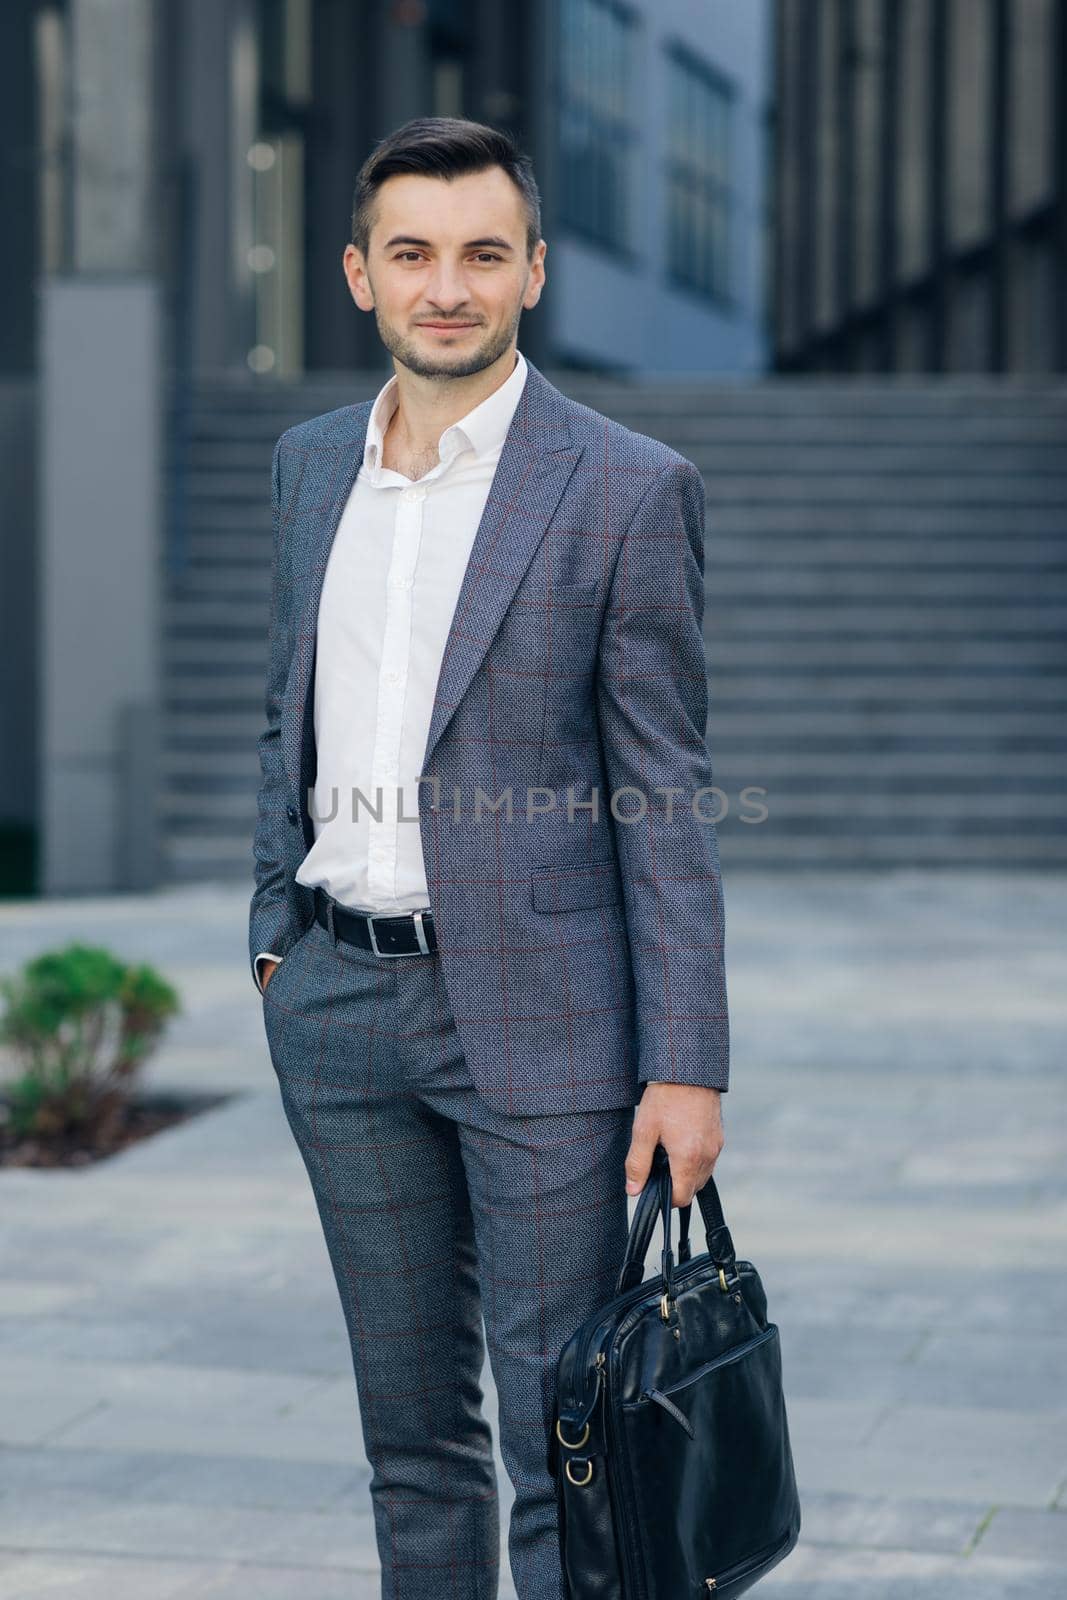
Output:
[0, 869, 1064, 1599]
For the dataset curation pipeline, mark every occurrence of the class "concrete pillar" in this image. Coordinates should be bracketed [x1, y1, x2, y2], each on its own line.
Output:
[379, 0, 431, 129]
[69, 0, 157, 273]
[39, 0, 163, 892]
[39, 280, 163, 893]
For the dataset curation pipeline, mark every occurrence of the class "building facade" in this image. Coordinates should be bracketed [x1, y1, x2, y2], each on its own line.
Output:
[773, 0, 1067, 373]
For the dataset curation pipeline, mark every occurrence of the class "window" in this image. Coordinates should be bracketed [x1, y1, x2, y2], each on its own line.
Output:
[558, 0, 637, 253]
[665, 44, 734, 304]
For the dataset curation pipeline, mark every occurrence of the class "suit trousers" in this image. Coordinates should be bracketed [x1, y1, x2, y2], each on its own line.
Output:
[261, 911, 634, 1600]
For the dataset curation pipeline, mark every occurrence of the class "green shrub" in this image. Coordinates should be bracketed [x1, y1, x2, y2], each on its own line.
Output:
[0, 943, 180, 1141]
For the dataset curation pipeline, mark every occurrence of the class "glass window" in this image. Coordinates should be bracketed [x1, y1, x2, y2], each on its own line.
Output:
[896, 0, 933, 286]
[947, 0, 992, 251]
[1009, 0, 1055, 218]
[664, 44, 735, 304]
[558, 0, 637, 253]
[851, 0, 884, 309]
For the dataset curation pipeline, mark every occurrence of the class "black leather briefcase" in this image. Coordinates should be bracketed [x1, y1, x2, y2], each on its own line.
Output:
[548, 1143, 801, 1598]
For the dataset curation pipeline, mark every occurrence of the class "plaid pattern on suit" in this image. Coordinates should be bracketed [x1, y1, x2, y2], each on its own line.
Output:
[250, 356, 730, 1114]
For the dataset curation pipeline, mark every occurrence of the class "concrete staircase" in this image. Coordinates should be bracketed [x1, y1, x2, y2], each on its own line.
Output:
[162, 374, 1067, 879]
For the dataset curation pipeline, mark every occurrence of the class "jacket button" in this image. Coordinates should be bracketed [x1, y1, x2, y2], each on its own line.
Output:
[286, 805, 299, 825]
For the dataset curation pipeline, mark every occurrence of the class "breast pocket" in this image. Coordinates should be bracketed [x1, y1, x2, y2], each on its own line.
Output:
[530, 858, 622, 913]
[550, 580, 600, 605]
[544, 581, 602, 659]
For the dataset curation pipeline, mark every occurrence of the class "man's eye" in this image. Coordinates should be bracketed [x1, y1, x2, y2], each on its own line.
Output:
[394, 251, 501, 263]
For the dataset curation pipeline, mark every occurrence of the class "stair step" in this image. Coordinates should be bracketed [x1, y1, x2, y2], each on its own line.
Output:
[183, 373, 1067, 408]
[705, 708, 1065, 736]
[706, 507, 1067, 534]
[161, 597, 1067, 633]
[702, 605, 1067, 633]
[163, 718, 1062, 754]
[703, 475, 1067, 504]
[172, 532, 1067, 568]
[708, 571, 1065, 599]
[169, 501, 1067, 537]
[179, 438, 1067, 469]
[711, 541, 1067, 567]
[163, 832, 1067, 875]
[159, 783, 1066, 819]
[177, 468, 1067, 505]
[177, 420, 1067, 465]
[163, 565, 1065, 604]
[160, 744, 1067, 780]
[160, 670, 1067, 707]
[711, 674, 1067, 701]
[160, 630, 1064, 670]
[714, 834, 1067, 865]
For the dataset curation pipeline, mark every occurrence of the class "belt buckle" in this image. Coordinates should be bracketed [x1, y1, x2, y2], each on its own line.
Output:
[366, 913, 404, 959]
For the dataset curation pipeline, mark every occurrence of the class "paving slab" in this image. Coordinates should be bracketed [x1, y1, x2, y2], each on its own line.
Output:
[972, 1504, 1067, 1565]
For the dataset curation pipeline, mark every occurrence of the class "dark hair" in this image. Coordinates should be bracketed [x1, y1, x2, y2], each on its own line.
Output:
[351, 116, 542, 262]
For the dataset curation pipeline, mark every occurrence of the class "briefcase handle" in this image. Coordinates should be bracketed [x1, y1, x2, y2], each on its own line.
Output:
[615, 1143, 739, 1297]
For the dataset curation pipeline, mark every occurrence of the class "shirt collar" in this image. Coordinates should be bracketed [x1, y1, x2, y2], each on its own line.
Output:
[363, 348, 528, 477]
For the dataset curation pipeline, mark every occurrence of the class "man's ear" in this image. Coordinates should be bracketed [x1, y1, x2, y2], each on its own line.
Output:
[343, 246, 374, 310]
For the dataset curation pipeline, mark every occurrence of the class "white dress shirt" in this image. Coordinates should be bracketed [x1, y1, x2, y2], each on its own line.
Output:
[255, 347, 529, 991]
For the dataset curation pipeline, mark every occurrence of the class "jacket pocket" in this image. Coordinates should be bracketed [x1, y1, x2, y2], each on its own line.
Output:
[550, 579, 600, 605]
[531, 858, 622, 913]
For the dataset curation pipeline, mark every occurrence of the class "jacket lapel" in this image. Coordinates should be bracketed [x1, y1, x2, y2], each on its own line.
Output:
[285, 358, 581, 794]
[420, 363, 579, 771]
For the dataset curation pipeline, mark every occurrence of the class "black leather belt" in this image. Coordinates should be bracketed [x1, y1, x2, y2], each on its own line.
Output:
[313, 886, 437, 958]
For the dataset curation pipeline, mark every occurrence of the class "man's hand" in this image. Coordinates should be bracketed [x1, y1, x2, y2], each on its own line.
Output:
[625, 1084, 724, 1206]
[260, 959, 280, 991]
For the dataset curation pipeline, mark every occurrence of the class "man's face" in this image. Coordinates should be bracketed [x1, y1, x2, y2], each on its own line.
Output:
[343, 166, 545, 380]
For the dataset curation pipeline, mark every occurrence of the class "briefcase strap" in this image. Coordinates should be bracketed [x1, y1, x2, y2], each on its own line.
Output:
[615, 1143, 738, 1296]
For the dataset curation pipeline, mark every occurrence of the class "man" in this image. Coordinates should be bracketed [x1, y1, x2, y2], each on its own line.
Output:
[251, 115, 729, 1600]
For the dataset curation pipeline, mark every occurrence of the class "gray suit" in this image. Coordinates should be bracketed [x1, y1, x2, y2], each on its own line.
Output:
[253, 357, 729, 1597]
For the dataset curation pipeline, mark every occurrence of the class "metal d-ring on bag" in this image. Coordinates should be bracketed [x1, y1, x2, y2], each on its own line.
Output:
[548, 1143, 801, 1598]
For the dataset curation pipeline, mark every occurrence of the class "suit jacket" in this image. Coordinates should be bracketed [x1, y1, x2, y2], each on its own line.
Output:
[250, 357, 729, 1116]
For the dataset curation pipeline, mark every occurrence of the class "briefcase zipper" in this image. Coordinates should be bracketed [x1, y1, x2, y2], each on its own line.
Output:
[569, 1286, 653, 1406]
[702, 1525, 793, 1590]
[602, 1345, 648, 1600]
[561, 1350, 645, 1600]
[568, 1253, 730, 1419]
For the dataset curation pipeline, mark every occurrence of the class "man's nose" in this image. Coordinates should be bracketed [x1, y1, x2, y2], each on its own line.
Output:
[424, 267, 471, 310]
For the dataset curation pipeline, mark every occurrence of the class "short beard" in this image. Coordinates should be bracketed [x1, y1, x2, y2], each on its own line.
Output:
[372, 298, 522, 381]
